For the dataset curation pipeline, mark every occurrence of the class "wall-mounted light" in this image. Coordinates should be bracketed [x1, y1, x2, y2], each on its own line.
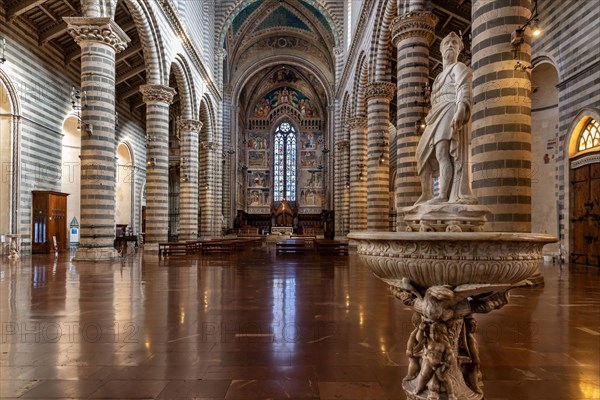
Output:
[181, 174, 189, 182]
[71, 85, 93, 135]
[514, 61, 533, 71]
[511, 0, 541, 48]
[358, 172, 364, 181]
[378, 152, 385, 165]
[147, 157, 156, 167]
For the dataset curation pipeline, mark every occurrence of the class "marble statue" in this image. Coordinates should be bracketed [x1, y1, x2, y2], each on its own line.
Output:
[416, 31, 475, 205]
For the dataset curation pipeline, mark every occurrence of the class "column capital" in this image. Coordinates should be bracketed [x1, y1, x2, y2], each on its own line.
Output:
[365, 81, 396, 102]
[64, 17, 130, 53]
[391, 12, 438, 48]
[177, 119, 203, 133]
[348, 117, 368, 130]
[336, 140, 350, 150]
[140, 84, 176, 105]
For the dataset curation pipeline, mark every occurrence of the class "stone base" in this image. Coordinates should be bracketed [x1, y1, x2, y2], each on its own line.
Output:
[402, 203, 492, 232]
[72, 246, 120, 261]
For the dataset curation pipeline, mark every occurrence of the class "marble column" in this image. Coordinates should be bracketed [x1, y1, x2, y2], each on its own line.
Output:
[365, 82, 396, 231]
[65, 17, 129, 261]
[200, 141, 218, 236]
[222, 85, 233, 231]
[178, 119, 202, 241]
[349, 117, 368, 231]
[339, 140, 350, 235]
[471, 0, 533, 232]
[140, 84, 176, 246]
[391, 11, 438, 229]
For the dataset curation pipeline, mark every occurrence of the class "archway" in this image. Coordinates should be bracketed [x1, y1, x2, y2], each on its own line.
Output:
[0, 81, 11, 238]
[531, 62, 560, 253]
[116, 142, 133, 234]
[61, 115, 81, 245]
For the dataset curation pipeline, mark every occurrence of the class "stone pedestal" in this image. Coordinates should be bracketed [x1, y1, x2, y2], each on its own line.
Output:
[347, 231, 557, 400]
[403, 203, 492, 232]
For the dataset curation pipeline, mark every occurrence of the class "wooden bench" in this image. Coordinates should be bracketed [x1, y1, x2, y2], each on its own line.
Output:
[158, 242, 189, 256]
[314, 240, 349, 255]
[276, 239, 306, 254]
[201, 240, 236, 254]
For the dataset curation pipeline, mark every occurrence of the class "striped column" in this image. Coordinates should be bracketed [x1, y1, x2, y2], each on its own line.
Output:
[365, 82, 396, 231]
[391, 12, 438, 229]
[471, 0, 532, 232]
[140, 84, 176, 245]
[200, 141, 218, 236]
[66, 17, 129, 261]
[349, 117, 368, 231]
[222, 85, 233, 231]
[338, 140, 350, 235]
[178, 119, 202, 240]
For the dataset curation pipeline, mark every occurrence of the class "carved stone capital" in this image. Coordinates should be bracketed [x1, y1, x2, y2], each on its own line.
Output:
[336, 140, 350, 151]
[365, 81, 396, 102]
[391, 12, 439, 48]
[217, 48, 228, 59]
[64, 17, 130, 53]
[348, 117, 368, 130]
[177, 119, 203, 134]
[140, 84, 176, 105]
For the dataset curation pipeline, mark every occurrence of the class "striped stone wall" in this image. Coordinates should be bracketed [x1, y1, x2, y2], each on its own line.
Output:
[530, 0, 600, 252]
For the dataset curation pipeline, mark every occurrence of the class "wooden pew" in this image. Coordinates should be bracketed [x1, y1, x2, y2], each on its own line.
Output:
[201, 240, 236, 254]
[314, 239, 349, 255]
[276, 239, 306, 254]
[158, 242, 189, 256]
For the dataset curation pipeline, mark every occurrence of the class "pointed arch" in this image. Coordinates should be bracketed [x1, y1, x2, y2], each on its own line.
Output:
[369, 0, 397, 81]
[567, 109, 600, 159]
[353, 54, 368, 118]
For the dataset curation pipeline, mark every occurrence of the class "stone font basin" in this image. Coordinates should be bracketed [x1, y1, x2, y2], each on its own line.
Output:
[347, 231, 557, 289]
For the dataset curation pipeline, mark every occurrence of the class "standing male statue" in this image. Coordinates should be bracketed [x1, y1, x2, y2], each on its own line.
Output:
[415, 32, 476, 205]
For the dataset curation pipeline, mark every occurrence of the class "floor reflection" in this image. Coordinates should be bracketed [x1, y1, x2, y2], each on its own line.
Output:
[1, 249, 598, 399]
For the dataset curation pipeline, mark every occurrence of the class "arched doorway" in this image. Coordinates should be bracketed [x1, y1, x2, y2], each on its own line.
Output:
[116, 143, 133, 235]
[61, 115, 81, 246]
[0, 80, 12, 238]
[568, 116, 600, 266]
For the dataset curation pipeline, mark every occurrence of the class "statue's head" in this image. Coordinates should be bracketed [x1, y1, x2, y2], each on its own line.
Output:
[441, 32, 463, 63]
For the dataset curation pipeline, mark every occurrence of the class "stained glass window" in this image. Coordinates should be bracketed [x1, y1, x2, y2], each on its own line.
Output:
[578, 119, 600, 152]
[273, 121, 297, 201]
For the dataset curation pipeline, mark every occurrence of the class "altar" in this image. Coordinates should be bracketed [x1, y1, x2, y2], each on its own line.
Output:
[271, 226, 293, 235]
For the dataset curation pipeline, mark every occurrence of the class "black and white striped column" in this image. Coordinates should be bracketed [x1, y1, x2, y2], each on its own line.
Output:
[349, 117, 368, 231]
[178, 119, 202, 241]
[391, 11, 438, 228]
[140, 84, 176, 245]
[66, 17, 129, 261]
[471, 0, 533, 232]
[365, 82, 396, 231]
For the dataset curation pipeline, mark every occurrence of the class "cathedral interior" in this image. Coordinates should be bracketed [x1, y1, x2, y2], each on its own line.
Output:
[0, 0, 599, 398]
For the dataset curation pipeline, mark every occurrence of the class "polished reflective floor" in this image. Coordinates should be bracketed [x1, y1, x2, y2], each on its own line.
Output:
[1, 245, 599, 399]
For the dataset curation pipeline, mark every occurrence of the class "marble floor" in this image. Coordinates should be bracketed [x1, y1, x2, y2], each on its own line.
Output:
[1, 245, 599, 399]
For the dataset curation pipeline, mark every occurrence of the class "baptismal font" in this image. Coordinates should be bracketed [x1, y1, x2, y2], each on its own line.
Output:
[348, 32, 557, 400]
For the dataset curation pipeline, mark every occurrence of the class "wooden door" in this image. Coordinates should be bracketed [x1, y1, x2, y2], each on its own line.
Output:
[571, 162, 600, 266]
[32, 191, 68, 253]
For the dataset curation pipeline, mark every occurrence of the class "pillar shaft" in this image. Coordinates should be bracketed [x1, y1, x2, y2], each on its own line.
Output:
[141, 84, 176, 244]
[391, 12, 438, 229]
[366, 82, 396, 231]
[178, 119, 202, 240]
[338, 140, 350, 235]
[66, 17, 129, 260]
[471, 0, 533, 232]
[349, 118, 368, 231]
[200, 141, 218, 236]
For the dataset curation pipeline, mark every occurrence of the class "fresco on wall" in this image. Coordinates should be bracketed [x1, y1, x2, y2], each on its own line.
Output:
[299, 188, 323, 207]
[247, 132, 269, 149]
[248, 150, 268, 168]
[300, 150, 317, 168]
[247, 189, 270, 206]
[253, 87, 317, 118]
[271, 68, 298, 83]
[299, 170, 322, 188]
[300, 131, 322, 150]
[248, 171, 269, 188]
